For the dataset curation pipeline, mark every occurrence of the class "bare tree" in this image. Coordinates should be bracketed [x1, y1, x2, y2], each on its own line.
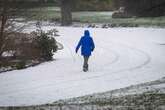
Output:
[0, 0, 30, 58]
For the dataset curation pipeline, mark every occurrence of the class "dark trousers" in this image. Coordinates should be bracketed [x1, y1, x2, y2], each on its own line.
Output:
[83, 56, 89, 70]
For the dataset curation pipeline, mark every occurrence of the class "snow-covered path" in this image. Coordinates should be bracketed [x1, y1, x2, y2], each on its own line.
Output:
[0, 27, 165, 106]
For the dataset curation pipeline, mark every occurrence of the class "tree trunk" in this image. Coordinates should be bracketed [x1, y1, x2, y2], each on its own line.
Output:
[0, 1, 8, 57]
[60, 0, 72, 26]
[0, 15, 7, 52]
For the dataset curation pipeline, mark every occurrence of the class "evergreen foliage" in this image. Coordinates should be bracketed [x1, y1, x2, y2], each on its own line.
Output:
[15, 60, 26, 70]
[36, 32, 58, 61]
[35, 21, 58, 61]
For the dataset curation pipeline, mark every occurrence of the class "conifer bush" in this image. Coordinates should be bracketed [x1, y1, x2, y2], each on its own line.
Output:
[35, 32, 58, 61]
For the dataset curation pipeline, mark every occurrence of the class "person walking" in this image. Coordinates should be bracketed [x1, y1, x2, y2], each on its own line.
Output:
[75, 30, 95, 72]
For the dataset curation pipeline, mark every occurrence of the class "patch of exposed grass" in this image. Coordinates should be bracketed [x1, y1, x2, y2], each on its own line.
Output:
[56, 93, 165, 107]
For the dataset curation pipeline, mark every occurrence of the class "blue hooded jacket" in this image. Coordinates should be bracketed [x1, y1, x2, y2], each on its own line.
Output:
[76, 30, 95, 56]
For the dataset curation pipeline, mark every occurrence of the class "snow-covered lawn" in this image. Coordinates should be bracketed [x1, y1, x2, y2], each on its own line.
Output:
[0, 27, 165, 106]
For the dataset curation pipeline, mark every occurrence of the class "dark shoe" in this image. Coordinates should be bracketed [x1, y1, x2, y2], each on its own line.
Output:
[83, 64, 88, 72]
[83, 68, 88, 72]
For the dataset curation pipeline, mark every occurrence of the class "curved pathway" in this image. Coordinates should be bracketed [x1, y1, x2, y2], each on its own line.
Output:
[0, 27, 165, 106]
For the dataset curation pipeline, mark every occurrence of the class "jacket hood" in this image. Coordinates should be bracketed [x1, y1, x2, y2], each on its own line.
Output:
[84, 30, 90, 36]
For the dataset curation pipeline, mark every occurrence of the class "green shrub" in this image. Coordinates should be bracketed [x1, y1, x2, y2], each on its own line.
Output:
[32, 21, 59, 61]
[36, 32, 58, 61]
[15, 61, 26, 70]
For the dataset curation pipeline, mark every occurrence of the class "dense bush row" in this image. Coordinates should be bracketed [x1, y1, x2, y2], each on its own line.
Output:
[117, 0, 165, 17]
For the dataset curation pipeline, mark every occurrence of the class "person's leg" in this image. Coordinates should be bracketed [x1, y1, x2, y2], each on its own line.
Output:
[83, 56, 89, 71]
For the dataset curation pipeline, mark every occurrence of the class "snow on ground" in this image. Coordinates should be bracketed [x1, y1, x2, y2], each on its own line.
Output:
[0, 26, 165, 106]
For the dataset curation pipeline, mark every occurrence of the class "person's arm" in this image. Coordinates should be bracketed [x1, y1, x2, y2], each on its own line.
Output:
[75, 38, 82, 53]
[91, 37, 95, 51]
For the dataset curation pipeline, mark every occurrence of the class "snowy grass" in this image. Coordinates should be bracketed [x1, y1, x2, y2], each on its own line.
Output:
[22, 7, 165, 27]
[0, 26, 165, 106]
